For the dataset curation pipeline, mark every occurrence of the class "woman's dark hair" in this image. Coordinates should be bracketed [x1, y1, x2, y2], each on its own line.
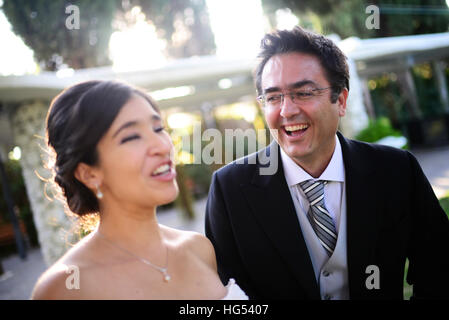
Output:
[46, 80, 159, 217]
[255, 26, 349, 103]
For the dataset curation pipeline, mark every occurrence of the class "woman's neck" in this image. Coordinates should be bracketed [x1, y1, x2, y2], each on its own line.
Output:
[95, 200, 165, 254]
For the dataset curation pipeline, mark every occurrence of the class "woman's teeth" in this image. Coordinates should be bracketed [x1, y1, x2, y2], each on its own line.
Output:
[152, 164, 170, 176]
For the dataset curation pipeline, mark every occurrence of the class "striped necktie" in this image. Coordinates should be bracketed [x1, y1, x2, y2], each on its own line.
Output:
[299, 180, 337, 256]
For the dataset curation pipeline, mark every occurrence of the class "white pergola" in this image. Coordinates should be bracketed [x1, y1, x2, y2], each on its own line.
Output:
[1, 32, 448, 148]
[1, 31, 449, 146]
[339, 32, 449, 119]
[0, 55, 256, 151]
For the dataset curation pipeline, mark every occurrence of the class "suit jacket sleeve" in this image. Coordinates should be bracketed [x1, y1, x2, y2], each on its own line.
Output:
[406, 151, 449, 299]
[205, 171, 258, 299]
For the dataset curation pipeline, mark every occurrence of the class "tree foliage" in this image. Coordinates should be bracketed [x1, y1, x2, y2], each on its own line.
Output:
[261, 0, 449, 39]
[1, 0, 215, 71]
[127, 0, 215, 59]
[374, 0, 449, 37]
[2, 0, 117, 70]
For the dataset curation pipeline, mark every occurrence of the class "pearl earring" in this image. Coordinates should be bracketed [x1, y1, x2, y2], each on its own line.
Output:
[96, 185, 103, 199]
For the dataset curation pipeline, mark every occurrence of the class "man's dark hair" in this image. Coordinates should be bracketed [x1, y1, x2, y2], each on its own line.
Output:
[255, 26, 349, 103]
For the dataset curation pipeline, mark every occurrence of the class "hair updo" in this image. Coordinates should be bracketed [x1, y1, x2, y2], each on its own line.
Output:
[46, 80, 159, 217]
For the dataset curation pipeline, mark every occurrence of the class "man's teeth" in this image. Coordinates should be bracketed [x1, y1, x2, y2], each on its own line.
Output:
[152, 164, 170, 175]
[285, 124, 309, 132]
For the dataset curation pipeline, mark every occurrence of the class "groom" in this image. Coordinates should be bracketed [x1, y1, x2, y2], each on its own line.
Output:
[205, 26, 449, 300]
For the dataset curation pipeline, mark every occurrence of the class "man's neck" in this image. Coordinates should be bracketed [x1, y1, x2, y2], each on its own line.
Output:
[291, 139, 337, 179]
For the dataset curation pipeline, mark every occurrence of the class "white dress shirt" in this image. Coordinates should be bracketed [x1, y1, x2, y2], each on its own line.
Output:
[281, 135, 349, 299]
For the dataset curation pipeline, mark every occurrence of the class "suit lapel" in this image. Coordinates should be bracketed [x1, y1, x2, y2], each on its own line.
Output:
[241, 142, 320, 299]
[338, 133, 379, 299]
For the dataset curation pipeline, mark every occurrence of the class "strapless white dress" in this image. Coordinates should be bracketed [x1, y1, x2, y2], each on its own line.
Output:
[221, 278, 249, 300]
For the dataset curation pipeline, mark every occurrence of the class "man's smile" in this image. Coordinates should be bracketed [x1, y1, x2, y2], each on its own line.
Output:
[283, 123, 310, 137]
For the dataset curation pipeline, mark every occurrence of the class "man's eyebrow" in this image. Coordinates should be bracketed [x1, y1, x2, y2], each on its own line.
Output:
[263, 86, 281, 94]
[262, 80, 317, 94]
[288, 80, 317, 89]
[112, 114, 161, 138]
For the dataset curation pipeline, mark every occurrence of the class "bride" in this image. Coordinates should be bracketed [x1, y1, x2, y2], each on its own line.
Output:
[32, 80, 248, 300]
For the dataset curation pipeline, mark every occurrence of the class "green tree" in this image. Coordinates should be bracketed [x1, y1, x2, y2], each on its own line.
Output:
[128, 0, 215, 59]
[2, 0, 117, 70]
[374, 0, 449, 37]
[261, 0, 449, 38]
[2, 0, 215, 71]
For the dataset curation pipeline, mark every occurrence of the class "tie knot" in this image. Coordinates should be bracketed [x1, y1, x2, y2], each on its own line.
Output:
[298, 180, 327, 206]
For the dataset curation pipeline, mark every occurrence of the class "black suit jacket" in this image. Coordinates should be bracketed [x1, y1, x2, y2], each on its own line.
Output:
[205, 132, 449, 299]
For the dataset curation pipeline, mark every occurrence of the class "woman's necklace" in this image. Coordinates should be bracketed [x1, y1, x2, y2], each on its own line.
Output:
[97, 231, 171, 282]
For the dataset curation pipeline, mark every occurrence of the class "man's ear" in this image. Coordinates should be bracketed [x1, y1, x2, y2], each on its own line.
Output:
[337, 88, 349, 117]
[74, 162, 102, 190]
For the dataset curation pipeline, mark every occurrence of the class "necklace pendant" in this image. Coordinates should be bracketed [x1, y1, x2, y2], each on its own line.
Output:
[162, 269, 171, 282]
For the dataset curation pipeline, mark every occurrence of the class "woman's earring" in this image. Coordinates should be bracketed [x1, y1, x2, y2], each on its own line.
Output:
[96, 185, 103, 199]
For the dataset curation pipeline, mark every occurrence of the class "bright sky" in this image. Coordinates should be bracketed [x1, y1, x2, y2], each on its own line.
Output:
[0, 9, 37, 75]
[0, 0, 292, 75]
[205, 0, 268, 58]
[110, 6, 167, 72]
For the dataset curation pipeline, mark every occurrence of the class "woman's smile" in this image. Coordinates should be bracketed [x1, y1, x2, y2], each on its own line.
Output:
[150, 161, 177, 181]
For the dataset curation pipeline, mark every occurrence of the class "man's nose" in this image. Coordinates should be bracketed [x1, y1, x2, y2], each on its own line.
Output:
[279, 94, 301, 118]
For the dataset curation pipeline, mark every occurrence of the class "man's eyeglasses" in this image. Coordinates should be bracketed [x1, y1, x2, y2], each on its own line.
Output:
[257, 87, 333, 108]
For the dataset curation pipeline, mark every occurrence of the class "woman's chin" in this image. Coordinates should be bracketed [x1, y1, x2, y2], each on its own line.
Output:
[116, 184, 179, 209]
[156, 185, 179, 206]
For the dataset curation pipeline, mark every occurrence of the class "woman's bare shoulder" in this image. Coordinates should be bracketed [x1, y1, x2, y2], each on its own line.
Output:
[160, 225, 217, 270]
[31, 233, 99, 300]
[31, 259, 82, 299]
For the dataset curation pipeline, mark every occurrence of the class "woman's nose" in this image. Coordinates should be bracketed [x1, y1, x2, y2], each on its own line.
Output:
[147, 132, 173, 157]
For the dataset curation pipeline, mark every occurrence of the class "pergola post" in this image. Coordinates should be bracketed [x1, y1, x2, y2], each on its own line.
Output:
[361, 78, 376, 120]
[433, 60, 449, 113]
[339, 58, 370, 138]
[397, 68, 422, 119]
[11, 100, 77, 266]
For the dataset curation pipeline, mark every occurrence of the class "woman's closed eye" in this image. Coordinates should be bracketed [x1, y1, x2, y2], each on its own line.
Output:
[154, 126, 165, 133]
[120, 134, 140, 144]
[119, 122, 166, 144]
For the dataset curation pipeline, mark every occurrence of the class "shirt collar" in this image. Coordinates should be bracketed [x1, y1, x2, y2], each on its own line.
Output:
[281, 135, 345, 187]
